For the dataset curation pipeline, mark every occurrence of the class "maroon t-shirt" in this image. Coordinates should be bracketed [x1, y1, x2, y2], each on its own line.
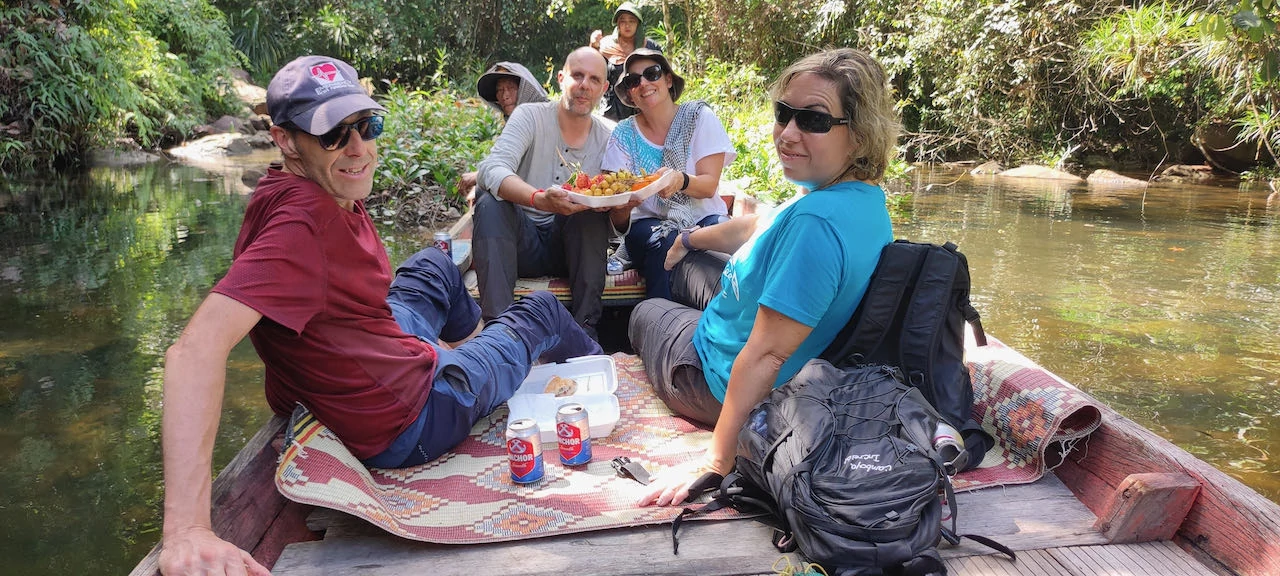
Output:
[213, 168, 436, 458]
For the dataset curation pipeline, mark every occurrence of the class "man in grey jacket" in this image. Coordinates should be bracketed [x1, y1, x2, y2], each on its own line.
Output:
[474, 47, 633, 340]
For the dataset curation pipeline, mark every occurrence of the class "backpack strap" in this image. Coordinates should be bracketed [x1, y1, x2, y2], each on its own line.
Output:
[949, 243, 988, 347]
[670, 472, 785, 554]
[897, 244, 956, 406]
[940, 525, 1018, 561]
[822, 241, 916, 366]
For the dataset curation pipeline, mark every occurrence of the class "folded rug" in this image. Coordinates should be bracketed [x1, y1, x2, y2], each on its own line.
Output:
[953, 336, 1104, 492]
[275, 352, 740, 544]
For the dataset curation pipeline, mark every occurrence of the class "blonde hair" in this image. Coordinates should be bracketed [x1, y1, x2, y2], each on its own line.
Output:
[770, 48, 901, 183]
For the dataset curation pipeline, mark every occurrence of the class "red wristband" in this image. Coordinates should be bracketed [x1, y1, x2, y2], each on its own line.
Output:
[531, 189, 545, 208]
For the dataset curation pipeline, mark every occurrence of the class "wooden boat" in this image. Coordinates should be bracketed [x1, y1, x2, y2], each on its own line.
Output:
[131, 213, 1280, 576]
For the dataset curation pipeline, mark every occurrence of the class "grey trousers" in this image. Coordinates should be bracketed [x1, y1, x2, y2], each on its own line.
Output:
[472, 192, 611, 331]
[627, 250, 730, 426]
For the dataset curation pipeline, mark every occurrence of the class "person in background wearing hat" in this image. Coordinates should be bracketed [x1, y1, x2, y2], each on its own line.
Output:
[590, 1, 662, 122]
[601, 49, 735, 300]
[156, 55, 599, 576]
[457, 62, 549, 201]
[473, 47, 631, 341]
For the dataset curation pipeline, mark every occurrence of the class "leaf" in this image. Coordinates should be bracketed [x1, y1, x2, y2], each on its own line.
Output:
[1232, 9, 1263, 30]
[1264, 52, 1280, 82]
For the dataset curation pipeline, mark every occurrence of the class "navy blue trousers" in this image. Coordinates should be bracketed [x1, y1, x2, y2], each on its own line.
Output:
[364, 248, 601, 468]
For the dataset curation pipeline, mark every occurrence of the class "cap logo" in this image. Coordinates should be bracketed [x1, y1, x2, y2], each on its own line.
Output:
[309, 62, 342, 84]
[306, 60, 356, 96]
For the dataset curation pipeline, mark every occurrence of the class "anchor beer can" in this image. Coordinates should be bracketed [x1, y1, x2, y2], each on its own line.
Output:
[506, 418, 544, 484]
[932, 421, 967, 475]
[555, 403, 592, 466]
[432, 231, 453, 259]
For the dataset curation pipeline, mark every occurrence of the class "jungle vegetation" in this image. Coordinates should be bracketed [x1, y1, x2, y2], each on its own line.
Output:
[3, 0, 1279, 196]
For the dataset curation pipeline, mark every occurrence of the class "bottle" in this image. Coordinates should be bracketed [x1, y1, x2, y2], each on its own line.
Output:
[932, 421, 968, 476]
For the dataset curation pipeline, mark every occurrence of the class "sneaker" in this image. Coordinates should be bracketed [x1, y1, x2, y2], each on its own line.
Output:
[607, 257, 625, 275]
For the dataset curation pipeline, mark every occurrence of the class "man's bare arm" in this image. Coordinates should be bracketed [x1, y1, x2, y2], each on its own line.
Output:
[159, 293, 269, 576]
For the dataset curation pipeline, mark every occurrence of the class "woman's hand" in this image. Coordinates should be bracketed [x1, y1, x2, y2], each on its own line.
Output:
[657, 171, 685, 199]
[637, 451, 733, 507]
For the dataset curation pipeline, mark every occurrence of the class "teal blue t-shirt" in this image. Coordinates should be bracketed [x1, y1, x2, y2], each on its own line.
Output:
[693, 181, 893, 401]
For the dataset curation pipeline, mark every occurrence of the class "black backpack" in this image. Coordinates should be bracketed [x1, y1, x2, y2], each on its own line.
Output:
[672, 363, 1013, 575]
[821, 240, 992, 471]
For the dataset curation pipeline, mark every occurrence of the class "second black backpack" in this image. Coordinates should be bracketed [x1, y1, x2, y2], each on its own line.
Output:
[821, 240, 992, 471]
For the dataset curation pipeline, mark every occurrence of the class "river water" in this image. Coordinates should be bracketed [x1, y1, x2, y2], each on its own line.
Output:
[0, 160, 1276, 574]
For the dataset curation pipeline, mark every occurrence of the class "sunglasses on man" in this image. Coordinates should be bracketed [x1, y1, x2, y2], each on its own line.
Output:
[311, 115, 385, 151]
[618, 64, 665, 92]
[774, 101, 850, 134]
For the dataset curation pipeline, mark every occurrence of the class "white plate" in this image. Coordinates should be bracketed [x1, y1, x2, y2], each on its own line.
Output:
[507, 355, 620, 443]
[561, 189, 635, 208]
[556, 170, 678, 208]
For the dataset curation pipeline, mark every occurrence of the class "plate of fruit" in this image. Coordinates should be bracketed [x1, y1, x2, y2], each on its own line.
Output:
[553, 169, 672, 208]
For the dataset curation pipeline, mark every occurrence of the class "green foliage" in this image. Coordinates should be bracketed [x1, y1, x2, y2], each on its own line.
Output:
[1189, 0, 1280, 163]
[0, 0, 246, 173]
[216, 0, 611, 89]
[375, 84, 502, 200]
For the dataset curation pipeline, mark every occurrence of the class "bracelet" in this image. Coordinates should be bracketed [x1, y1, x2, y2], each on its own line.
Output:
[679, 172, 690, 192]
[530, 188, 545, 208]
[680, 226, 701, 251]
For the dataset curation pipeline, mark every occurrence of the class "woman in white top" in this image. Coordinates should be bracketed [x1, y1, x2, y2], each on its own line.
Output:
[600, 49, 736, 299]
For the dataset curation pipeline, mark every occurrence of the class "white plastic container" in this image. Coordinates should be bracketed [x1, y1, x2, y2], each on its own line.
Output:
[506, 355, 620, 444]
[551, 170, 675, 208]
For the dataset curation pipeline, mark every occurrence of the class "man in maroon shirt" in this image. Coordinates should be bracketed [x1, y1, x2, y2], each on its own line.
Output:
[157, 56, 599, 576]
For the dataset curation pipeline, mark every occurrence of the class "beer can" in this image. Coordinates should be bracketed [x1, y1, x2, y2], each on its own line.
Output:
[555, 403, 592, 466]
[432, 231, 453, 259]
[506, 418, 544, 484]
[932, 421, 967, 476]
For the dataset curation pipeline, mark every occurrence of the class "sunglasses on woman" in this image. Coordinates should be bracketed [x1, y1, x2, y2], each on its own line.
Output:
[774, 101, 850, 134]
[313, 115, 385, 151]
[618, 64, 665, 92]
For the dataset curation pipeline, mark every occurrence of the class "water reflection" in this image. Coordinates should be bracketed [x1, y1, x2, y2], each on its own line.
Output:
[0, 161, 1277, 575]
[898, 166, 1280, 500]
[0, 163, 269, 574]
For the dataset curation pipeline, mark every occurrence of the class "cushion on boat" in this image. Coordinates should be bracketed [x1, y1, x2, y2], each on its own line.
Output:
[463, 268, 647, 307]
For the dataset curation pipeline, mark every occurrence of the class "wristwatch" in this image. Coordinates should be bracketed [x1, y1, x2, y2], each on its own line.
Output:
[680, 226, 701, 251]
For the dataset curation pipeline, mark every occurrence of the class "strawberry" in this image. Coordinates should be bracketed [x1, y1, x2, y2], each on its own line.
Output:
[575, 172, 589, 190]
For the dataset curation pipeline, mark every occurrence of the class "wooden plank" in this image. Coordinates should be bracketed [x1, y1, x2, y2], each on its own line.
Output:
[298, 473, 1103, 564]
[1093, 473, 1200, 543]
[1055, 407, 1280, 576]
[272, 520, 803, 576]
[951, 550, 1062, 576]
[251, 500, 322, 568]
[944, 473, 1108, 558]
[1046, 541, 1216, 576]
[129, 415, 290, 576]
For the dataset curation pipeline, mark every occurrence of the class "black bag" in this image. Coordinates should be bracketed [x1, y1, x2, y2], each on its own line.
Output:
[723, 362, 1012, 575]
[821, 240, 992, 471]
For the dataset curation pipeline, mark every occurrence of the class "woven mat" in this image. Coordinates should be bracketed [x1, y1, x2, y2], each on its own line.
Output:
[274, 352, 741, 544]
[274, 341, 1102, 542]
[952, 336, 1103, 492]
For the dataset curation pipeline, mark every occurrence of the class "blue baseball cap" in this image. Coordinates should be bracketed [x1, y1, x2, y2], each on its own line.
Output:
[266, 55, 386, 135]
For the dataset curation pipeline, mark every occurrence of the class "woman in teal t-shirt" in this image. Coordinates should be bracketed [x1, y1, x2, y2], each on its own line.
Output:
[628, 48, 899, 507]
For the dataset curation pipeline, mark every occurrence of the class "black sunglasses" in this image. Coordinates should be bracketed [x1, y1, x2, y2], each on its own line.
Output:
[774, 101, 849, 134]
[313, 115, 384, 151]
[618, 64, 665, 92]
